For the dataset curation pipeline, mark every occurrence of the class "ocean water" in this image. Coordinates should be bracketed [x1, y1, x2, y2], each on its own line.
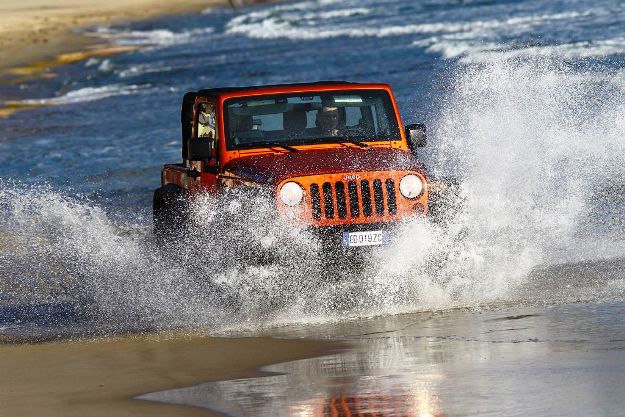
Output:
[0, 0, 624, 339]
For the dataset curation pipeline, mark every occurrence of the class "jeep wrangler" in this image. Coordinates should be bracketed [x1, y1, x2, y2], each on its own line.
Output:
[153, 81, 429, 249]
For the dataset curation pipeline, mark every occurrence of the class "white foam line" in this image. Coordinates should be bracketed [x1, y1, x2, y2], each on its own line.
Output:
[414, 37, 625, 63]
[301, 7, 371, 20]
[457, 39, 625, 63]
[89, 27, 214, 48]
[226, 8, 592, 40]
[21, 84, 149, 106]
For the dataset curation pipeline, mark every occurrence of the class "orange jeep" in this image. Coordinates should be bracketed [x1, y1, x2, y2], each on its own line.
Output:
[153, 81, 429, 249]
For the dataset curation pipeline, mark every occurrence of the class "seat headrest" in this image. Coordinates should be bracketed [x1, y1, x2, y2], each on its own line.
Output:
[283, 111, 307, 133]
[232, 114, 253, 132]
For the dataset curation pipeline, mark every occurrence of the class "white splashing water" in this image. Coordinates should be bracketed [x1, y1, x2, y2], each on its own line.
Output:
[0, 185, 224, 330]
[367, 58, 625, 311]
[1, 59, 624, 335]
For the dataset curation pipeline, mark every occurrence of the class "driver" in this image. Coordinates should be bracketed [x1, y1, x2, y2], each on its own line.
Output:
[314, 105, 341, 137]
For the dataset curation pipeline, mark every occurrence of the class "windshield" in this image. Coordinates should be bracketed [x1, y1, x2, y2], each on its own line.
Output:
[223, 90, 400, 150]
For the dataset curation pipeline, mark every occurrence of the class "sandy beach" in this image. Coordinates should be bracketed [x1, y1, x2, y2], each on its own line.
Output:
[0, 0, 249, 72]
[0, 333, 335, 416]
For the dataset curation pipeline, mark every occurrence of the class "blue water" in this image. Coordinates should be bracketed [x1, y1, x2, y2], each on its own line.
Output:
[1, 0, 625, 337]
[0, 0, 624, 203]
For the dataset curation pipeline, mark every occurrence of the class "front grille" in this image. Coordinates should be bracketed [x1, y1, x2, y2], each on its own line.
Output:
[310, 184, 322, 220]
[309, 178, 398, 221]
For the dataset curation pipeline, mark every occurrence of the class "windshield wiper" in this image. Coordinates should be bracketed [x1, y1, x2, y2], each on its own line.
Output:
[316, 137, 370, 148]
[238, 141, 299, 152]
[340, 137, 369, 148]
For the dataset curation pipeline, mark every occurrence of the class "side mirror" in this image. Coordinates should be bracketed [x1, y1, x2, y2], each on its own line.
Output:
[187, 137, 213, 161]
[405, 123, 427, 150]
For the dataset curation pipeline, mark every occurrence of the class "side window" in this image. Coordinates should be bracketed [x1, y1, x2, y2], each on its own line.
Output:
[197, 103, 216, 139]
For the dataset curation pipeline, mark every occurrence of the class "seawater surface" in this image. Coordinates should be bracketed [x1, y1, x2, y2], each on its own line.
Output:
[0, 0, 624, 343]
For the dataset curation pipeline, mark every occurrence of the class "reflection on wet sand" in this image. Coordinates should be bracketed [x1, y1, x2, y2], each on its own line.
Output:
[293, 391, 440, 417]
[139, 302, 625, 417]
[139, 368, 442, 417]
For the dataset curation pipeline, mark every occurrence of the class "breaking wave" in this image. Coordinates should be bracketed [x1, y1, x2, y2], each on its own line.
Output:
[227, 9, 588, 40]
[226, 1, 625, 63]
[417, 38, 625, 64]
[88, 26, 215, 48]
[19, 84, 150, 106]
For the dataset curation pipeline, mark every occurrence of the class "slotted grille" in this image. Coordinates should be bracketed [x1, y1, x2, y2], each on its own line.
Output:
[373, 179, 384, 216]
[335, 182, 347, 219]
[361, 180, 372, 217]
[309, 177, 399, 221]
[322, 182, 334, 218]
[385, 179, 397, 215]
[310, 184, 321, 220]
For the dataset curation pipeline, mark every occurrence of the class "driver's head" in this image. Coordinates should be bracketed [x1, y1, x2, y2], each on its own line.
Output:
[315, 106, 340, 134]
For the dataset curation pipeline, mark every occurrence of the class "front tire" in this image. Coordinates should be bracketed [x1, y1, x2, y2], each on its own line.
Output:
[152, 184, 188, 242]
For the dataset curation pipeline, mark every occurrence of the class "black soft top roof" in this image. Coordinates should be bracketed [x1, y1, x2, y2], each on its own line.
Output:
[194, 81, 357, 98]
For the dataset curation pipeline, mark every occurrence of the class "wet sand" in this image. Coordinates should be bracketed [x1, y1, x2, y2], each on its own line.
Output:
[0, 333, 335, 417]
[140, 302, 625, 417]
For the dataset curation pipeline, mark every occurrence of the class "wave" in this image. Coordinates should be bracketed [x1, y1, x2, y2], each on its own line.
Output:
[3, 1, 625, 337]
[18, 84, 150, 106]
[88, 26, 215, 48]
[424, 38, 625, 63]
[226, 7, 591, 40]
[225, 1, 625, 63]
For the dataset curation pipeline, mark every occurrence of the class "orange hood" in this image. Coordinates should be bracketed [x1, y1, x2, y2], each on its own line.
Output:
[222, 147, 426, 185]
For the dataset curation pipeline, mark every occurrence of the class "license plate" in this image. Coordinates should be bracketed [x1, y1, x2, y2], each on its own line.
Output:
[342, 230, 389, 247]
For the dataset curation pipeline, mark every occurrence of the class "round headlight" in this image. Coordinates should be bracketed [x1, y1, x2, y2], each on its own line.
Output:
[279, 182, 304, 206]
[399, 174, 424, 199]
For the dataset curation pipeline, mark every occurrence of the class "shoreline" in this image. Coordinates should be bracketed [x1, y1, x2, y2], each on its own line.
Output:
[0, 332, 340, 417]
[0, 0, 249, 73]
[0, 0, 275, 116]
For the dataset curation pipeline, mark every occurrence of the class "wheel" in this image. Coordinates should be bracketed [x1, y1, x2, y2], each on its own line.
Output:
[152, 184, 189, 242]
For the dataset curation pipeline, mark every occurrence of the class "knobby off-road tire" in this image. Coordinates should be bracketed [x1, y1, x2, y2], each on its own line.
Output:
[152, 184, 189, 242]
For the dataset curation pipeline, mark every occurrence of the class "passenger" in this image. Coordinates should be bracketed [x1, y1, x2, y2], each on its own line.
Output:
[313, 105, 342, 137]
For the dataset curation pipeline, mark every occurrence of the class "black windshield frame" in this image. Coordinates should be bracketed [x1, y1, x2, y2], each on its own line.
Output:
[223, 89, 401, 151]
